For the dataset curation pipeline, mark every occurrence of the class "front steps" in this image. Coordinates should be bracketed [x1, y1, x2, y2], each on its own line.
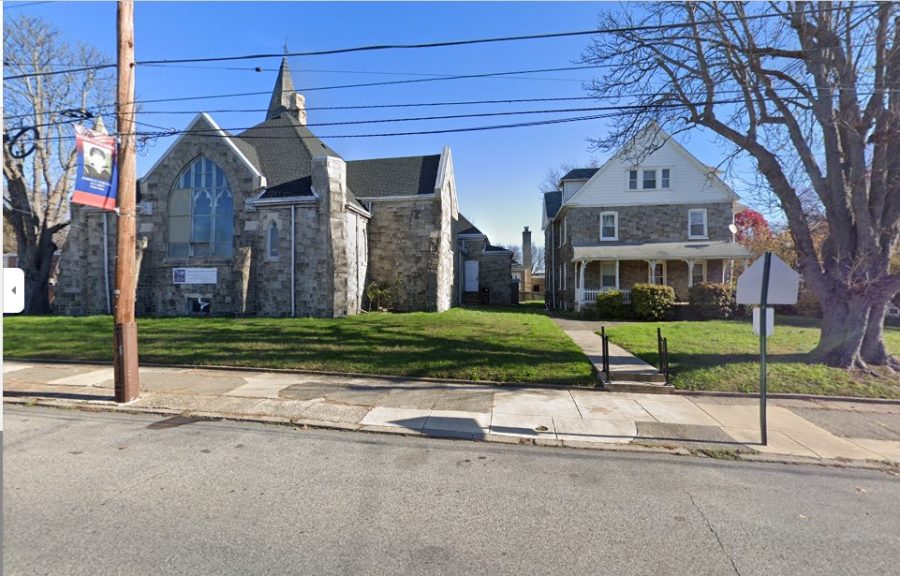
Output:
[599, 369, 674, 394]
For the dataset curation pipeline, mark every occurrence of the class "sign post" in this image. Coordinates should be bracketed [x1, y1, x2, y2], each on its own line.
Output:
[758, 252, 771, 445]
[736, 251, 800, 446]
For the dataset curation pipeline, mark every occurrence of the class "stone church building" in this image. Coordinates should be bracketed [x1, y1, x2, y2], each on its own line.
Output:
[56, 59, 511, 317]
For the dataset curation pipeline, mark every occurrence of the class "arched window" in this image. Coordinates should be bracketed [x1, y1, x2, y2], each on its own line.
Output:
[266, 221, 279, 259]
[168, 157, 233, 258]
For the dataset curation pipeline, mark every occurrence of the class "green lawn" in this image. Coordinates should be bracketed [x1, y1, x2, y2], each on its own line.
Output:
[3, 307, 595, 386]
[605, 317, 900, 398]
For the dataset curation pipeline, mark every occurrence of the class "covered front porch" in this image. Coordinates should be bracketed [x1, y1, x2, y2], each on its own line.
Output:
[572, 241, 752, 311]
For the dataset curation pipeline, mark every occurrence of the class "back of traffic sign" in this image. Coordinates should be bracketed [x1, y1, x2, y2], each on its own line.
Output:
[735, 253, 800, 305]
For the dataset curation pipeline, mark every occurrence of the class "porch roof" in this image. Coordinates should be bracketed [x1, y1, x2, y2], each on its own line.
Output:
[573, 240, 751, 262]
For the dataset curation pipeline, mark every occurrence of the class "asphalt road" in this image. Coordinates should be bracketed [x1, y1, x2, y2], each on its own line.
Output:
[4, 406, 899, 576]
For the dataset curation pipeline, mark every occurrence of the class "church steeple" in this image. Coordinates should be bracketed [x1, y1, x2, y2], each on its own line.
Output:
[266, 57, 306, 124]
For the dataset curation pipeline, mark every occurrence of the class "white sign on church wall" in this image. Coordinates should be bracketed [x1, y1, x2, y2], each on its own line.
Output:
[172, 267, 218, 285]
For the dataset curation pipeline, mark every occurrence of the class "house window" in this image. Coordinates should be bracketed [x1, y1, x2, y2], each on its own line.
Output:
[692, 261, 706, 286]
[600, 212, 618, 241]
[661, 168, 671, 188]
[688, 208, 708, 239]
[628, 170, 638, 190]
[266, 221, 279, 259]
[650, 261, 667, 285]
[642, 169, 657, 189]
[168, 157, 234, 258]
[600, 261, 617, 289]
[533, 284, 540, 293]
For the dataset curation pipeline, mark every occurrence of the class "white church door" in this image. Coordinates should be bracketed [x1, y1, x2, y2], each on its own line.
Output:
[464, 260, 479, 292]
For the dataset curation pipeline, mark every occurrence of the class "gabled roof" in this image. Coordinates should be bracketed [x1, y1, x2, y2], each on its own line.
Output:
[458, 214, 483, 236]
[544, 190, 562, 220]
[237, 114, 340, 198]
[346, 155, 441, 198]
[561, 168, 599, 181]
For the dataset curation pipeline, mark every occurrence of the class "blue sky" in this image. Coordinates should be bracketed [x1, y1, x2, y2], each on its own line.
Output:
[5, 1, 746, 247]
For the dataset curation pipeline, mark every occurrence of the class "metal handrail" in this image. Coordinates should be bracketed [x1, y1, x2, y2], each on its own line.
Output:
[657, 327, 670, 384]
[600, 327, 610, 383]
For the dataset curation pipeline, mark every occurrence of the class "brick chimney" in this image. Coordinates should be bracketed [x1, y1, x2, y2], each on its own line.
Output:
[522, 226, 532, 271]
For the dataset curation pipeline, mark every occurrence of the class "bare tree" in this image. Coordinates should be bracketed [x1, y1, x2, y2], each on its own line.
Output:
[581, 2, 899, 370]
[504, 243, 546, 274]
[539, 158, 601, 193]
[3, 16, 114, 313]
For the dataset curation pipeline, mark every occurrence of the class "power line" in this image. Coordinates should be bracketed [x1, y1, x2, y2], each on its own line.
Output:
[4, 3, 879, 81]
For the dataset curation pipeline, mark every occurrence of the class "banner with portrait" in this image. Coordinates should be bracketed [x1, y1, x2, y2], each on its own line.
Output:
[72, 124, 118, 211]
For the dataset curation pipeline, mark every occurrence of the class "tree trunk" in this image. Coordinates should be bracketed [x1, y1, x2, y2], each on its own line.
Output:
[809, 289, 871, 369]
[860, 298, 899, 368]
[19, 231, 57, 315]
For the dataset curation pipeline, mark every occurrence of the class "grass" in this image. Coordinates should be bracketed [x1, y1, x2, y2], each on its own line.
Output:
[605, 316, 900, 399]
[3, 307, 595, 386]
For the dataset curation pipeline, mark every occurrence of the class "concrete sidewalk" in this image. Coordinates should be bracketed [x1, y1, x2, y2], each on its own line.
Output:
[4, 360, 900, 467]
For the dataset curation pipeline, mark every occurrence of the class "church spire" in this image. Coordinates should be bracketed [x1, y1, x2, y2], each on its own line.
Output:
[266, 57, 306, 124]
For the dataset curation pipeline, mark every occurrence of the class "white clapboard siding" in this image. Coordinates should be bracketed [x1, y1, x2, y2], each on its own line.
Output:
[567, 129, 736, 208]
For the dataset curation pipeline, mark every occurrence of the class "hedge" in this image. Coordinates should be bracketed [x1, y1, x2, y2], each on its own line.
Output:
[631, 283, 676, 321]
[688, 282, 735, 320]
[596, 290, 632, 320]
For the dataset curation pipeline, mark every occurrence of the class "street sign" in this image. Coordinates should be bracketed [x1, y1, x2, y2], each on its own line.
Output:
[735, 253, 800, 305]
[752, 307, 774, 336]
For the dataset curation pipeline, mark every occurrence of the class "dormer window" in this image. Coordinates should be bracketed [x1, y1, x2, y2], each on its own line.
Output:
[642, 170, 657, 189]
[661, 168, 671, 188]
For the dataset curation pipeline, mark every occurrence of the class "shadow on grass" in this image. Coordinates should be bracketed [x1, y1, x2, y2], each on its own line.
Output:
[5, 312, 596, 386]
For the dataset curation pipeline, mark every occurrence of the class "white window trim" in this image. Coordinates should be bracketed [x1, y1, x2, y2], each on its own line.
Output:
[628, 169, 638, 190]
[599, 211, 618, 241]
[661, 168, 671, 189]
[599, 260, 619, 289]
[691, 261, 707, 286]
[688, 208, 709, 239]
[628, 167, 672, 191]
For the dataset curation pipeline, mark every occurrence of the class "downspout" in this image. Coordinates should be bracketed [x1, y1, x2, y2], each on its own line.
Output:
[291, 204, 296, 317]
[102, 212, 111, 314]
[550, 224, 556, 310]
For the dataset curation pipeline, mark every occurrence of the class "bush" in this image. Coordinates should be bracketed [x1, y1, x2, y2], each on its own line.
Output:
[595, 290, 632, 320]
[631, 283, 676, 321]
[688, 282, 736, 320]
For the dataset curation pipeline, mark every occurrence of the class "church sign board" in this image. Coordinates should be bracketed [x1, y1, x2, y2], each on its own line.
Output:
[172, 268, 218, 285]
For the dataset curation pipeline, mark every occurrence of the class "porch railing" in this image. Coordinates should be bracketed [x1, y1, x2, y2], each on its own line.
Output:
[581, 287, 631, 305]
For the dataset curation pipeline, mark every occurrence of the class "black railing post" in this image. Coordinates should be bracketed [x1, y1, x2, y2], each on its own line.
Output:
[662, 337, 670, 384]
[600, 327, 610, 382]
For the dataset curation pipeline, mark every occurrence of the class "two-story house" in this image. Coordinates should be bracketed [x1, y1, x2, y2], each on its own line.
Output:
[543, 125, 751, 311]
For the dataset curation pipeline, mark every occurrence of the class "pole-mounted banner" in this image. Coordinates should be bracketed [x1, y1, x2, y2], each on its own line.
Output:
[73, 125, 118, 211]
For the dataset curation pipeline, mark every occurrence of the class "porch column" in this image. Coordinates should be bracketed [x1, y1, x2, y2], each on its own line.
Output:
[579, 260, 587, 310]
[686, 259, 696, 288]
[574, 261, 582, 311]
[647, 259, 658, 284]
[615, 259, 620, 290]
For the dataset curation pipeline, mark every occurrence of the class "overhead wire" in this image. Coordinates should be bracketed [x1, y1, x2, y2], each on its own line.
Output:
[3, 3, 880, 80]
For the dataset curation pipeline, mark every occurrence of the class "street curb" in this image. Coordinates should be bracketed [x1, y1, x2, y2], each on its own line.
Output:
[672, 389, 900, 405]
[5, 396, 897, 473]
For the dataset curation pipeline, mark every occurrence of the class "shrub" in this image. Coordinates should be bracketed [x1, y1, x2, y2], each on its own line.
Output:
[596, 290, 632, 320]
[631, 283, 676, 321]
[688, 282, 736, 320]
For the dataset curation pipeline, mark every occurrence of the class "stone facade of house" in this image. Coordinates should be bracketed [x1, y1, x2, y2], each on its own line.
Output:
[542, 124, 751, 311]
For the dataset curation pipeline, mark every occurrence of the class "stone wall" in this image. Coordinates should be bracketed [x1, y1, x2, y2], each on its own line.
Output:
[566, 202, 734, 245]
[55, 206, 116, 316]
[434, 160, 458, 312]
[365, 196, 439, 312]
[479, 254, 514, 305]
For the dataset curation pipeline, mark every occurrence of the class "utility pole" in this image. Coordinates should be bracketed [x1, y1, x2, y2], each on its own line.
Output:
[113, 0, 139, 403]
